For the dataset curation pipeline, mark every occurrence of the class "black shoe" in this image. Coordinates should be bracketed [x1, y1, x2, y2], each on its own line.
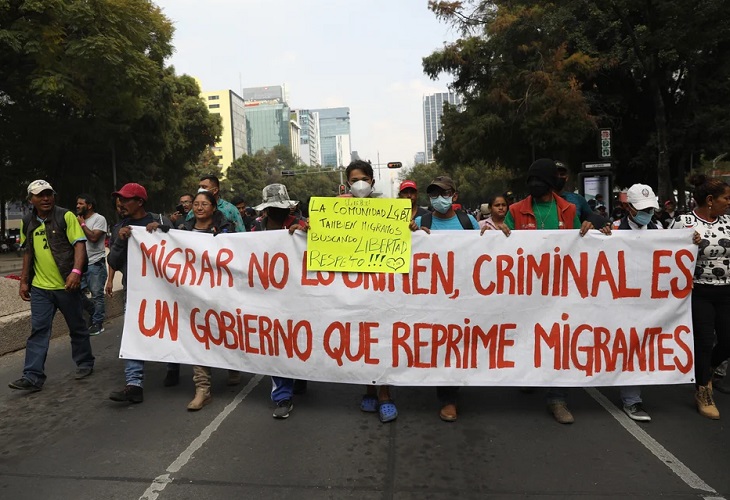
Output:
[88, 323, 104, 336]
[273, 399, 294, 419]
[163, 370, 180, 387]
[109, 385, 144, 403]
[293, 379, 308, 395]
[75, 367, 93, 380]
[8, 378, 41, 392]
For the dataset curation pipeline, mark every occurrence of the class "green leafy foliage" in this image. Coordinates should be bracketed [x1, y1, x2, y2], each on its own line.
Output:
[0, 0, 219, 218]
[424, 0, 730, 204]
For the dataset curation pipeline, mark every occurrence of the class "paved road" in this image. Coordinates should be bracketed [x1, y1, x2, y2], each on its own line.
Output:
[1, 315, 729, 500]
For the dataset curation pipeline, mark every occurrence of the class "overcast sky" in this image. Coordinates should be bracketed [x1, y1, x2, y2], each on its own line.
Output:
[154, 0, 457, 172]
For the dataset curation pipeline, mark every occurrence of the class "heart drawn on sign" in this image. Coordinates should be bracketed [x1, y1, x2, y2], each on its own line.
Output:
[385, 257, 405, 271]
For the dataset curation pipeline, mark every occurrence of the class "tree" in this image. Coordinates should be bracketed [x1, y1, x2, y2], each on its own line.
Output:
[0, 1, 220, 217]
[226, 147, 341, 208]
[424, 0, 730, 204]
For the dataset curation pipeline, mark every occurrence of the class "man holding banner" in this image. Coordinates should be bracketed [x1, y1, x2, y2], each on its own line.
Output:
[414, 175, 479, 422]
[501, 159, 581, 424]
[252, 184, 308, 418]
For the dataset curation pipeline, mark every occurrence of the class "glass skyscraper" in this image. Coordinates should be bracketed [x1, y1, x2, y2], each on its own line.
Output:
[423, 92, 462, 164]
[244, 102, 292, 155]
[312, 107, 351, 167]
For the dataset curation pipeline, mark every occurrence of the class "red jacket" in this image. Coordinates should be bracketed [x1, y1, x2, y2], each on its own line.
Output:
[509, 192, 577, 230]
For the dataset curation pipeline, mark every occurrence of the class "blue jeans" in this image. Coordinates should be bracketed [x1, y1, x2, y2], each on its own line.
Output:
[82, 261, 107, 325]
[23, 286, 95, 387]
[125, 359, 145, 388]
[620, 386, 642, 406]
[271, 377, 294, 402]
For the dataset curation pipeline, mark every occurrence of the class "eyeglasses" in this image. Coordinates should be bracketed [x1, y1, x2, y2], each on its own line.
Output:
[428, 191, 454, 199]
[193, 202, 213, 208]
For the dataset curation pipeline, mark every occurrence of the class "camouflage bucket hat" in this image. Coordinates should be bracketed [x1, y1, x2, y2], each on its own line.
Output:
[254, 184, 297, 211]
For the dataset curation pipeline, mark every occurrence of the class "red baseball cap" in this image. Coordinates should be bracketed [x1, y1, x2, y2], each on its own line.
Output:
[112, 183, 148, 201]
[399, 180, 417, 193]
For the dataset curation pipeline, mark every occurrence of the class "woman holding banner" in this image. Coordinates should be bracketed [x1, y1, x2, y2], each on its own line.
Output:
[345, 160, 398, 423]
[671, 174, 730, 420]
[147, 190, 240, 411]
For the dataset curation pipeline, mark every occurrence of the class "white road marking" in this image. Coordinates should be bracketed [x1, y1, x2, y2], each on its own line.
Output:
[139, 374, 263, 500]
[587, 388, 725, 499]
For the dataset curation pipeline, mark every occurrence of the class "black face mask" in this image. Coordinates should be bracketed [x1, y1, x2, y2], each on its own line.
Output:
[267, 207, 289, 224]
[527, 178, 552, 198]
[554, 177, 567, 192]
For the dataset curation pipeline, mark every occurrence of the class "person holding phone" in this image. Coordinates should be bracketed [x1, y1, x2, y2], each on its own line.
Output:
[170, 193, 193, 227]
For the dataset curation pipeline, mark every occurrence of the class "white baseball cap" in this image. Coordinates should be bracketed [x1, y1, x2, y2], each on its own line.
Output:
[626, 184, 659, 210]
[27, 179, 55, 196]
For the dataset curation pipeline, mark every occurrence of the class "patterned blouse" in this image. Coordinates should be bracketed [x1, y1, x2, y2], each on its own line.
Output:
[670, 211, 730, 285]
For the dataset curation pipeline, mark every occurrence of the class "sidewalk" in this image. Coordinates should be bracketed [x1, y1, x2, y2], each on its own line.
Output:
[0, 252, 23, 274]
[0, 253, 125, 356]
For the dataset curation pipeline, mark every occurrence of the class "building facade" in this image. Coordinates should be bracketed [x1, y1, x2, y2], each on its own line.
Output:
[295, 110, 321, 166]
[312, 107, 351, 168]
[414, 152, 426, 165]
[423, 92, 462, 164]
[200, 89, 247, 174]
[244, 102, 294, 156]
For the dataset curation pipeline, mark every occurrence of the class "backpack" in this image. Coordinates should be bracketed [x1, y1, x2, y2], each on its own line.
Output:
[419, 210, 474, 230]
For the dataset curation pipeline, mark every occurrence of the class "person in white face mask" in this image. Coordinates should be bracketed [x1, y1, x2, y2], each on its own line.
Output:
[343, 161, 398, 422]
[345, 160, 376, 198]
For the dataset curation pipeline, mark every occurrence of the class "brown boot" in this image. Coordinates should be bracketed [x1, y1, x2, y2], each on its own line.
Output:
[439, 404, 457, 422]
[695, 383, 720, 420]
[548, 402, 575, 424]
[187, 388, 211, 411]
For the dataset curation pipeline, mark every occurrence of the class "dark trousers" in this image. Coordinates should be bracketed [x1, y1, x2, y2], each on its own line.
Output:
[23, 286, 95, 386]
[437, 386, 458, 405]
[692, 284, 730, 387]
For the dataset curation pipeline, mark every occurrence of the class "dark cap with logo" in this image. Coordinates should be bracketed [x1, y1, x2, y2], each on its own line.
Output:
[426, 176, 456, 193]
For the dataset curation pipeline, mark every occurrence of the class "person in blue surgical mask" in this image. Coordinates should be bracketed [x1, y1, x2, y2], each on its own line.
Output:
[611, 183, 661, 231]
[413, 176, 479, 422]
[609, 183, 661, 423]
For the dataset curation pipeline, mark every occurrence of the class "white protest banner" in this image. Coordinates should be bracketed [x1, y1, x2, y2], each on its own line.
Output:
[120, 228, 697, 387]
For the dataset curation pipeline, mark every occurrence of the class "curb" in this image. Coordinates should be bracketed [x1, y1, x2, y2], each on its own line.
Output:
[0, 293, 126, 357]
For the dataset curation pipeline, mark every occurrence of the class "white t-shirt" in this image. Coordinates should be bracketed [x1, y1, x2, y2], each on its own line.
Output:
[670, 211, 730, 285]
[84, 212, 108, 265]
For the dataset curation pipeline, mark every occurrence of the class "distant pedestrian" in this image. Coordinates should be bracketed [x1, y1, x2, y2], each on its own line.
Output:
[187, 175, 246, 232]
[9, 180, 94, 393]
[76, 193, 108, 335]
[478, 194, 508, 231]
[398, 180, 429, 221]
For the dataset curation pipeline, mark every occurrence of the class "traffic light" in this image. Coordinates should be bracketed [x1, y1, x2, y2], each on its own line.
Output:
[387, 162, 402, 169]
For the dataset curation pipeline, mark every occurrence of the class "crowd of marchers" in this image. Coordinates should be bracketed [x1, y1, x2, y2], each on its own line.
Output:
[8, 159, 730, 425]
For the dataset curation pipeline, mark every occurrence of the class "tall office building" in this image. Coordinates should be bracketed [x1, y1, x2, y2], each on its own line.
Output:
[201, 89, 247, 174]
[312, 107, 351, 168]
[244, 102, 296, 156]
[295, 109, 321, 166]
[242, 85, 300, 158]
[414, 152, 426, 165]
[242, 85, 287, 103]
[423, 92, 462, 164]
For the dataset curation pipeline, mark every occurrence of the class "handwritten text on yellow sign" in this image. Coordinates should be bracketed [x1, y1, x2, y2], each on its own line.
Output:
[307, 197, 411, 273]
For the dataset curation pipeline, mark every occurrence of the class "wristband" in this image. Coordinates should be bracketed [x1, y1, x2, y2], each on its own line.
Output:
[81, 222, 86, 227]
[71, 268, 83, 276]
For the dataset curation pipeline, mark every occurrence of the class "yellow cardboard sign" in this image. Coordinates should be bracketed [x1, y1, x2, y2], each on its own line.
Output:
[307, 197, 412, 273]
